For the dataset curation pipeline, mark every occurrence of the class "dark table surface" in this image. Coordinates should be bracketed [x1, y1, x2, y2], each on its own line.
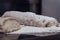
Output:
[0, 32, 60, 40]
[18, 34, 60, 40]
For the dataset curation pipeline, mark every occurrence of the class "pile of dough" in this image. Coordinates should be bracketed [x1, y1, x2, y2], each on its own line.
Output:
[2, 11, 59, 27]
[0, 17, 20, 33]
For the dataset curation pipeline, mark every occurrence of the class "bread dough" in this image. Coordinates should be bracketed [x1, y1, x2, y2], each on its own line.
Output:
[0, 17, 20, 33]
[2, 11, 59, 27]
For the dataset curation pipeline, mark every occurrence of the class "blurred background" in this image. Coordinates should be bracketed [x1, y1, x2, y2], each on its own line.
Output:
[0, 0, 60, 22]
[0, 0, 41, 16]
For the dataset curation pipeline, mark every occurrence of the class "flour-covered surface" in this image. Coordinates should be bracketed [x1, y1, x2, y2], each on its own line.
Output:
[7, 24, 60, 36]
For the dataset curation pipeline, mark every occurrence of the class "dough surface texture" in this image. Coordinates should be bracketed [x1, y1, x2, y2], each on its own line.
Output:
[2, 11, 59, 27]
